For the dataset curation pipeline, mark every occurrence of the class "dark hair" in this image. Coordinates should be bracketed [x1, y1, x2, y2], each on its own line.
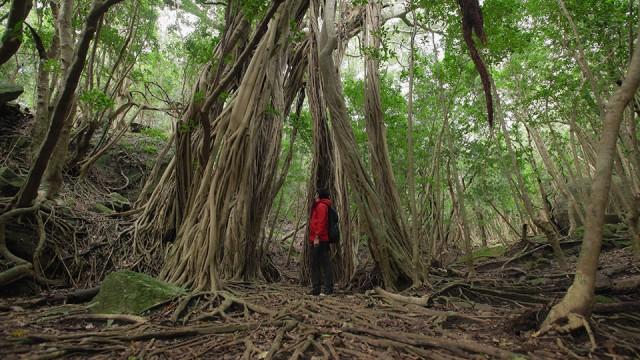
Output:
[317, 189, 330, 199]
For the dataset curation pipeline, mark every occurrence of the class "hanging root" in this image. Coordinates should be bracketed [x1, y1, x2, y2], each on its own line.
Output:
[457, 0, 494, 127]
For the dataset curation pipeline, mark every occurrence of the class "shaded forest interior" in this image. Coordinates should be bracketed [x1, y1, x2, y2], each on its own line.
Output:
[1, 0, 640, 358]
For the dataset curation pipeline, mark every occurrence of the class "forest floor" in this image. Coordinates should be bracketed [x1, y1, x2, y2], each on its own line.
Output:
[2, 105, 640, 359]
[1, 234, 639, 359]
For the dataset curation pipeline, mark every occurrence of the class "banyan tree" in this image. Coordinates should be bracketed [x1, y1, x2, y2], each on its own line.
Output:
[131, 0, 496, 291]
[1, 0, 637, 347]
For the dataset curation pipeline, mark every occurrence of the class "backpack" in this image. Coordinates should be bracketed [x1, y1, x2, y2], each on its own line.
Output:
[326, 205, 340, 244]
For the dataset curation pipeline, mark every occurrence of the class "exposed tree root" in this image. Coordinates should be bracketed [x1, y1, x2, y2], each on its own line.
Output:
[344, 326, 518, 359]
[66, 313, 147, 324]
[3, 236, 639, 360]
[374, 286, 429, 306]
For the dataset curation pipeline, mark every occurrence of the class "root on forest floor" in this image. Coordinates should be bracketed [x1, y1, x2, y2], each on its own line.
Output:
[1, 221, 638, 359]
[2, 276, 640, 360]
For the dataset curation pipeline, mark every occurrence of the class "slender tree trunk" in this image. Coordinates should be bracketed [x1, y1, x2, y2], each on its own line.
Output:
[447, 135, 474, 276]
[406, 12, 421, 284]
[473, 202, 488, 247]
[12, 0, 125, 209]
[0, 0, 33, 66]
[70, 4, 139, 171]
[525, 124, 585, 226]
[32, 2, 60, 156]
[540, 25, 640, 331]
[43, 0, 75, 199]
[556, 0, 605, 118]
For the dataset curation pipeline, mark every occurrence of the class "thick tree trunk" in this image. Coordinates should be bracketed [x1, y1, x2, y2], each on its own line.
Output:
[317, 0, 412, 289]
[363, 0, 412, 277]
[131, 8, 252, 263]
[160, 0, 308, 290]
[301, 0, 354, 286]
[540, 26, 640, 332]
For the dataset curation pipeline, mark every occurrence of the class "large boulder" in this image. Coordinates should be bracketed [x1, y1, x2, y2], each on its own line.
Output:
[89, 271, 185, 314]
[0, 82, 23, 105]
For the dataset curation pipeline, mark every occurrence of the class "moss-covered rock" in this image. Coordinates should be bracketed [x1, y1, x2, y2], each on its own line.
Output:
[106, 192, 130, 211]
[471, 245, 505, 259]
[89, 271, 185, 314]
[594, 295, 616, 304]
[529, 277, 546, 286]
[91, 203, 114, 214]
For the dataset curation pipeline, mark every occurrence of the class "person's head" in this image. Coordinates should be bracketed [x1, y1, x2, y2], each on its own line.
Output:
[316, 189, 330, 199]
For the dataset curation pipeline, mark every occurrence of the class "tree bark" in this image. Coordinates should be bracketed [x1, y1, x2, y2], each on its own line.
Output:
[301, 0, 354, 285]
[32, 2, 60, 157]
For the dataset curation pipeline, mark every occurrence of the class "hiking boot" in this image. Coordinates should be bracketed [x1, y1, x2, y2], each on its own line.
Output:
[324, 289, 334, 296]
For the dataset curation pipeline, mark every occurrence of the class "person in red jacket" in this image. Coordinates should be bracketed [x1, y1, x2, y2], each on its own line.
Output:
[309, 189, 334, 296]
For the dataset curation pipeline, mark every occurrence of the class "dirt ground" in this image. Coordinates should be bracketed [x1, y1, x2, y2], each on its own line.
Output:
[1, 235, 639, 360]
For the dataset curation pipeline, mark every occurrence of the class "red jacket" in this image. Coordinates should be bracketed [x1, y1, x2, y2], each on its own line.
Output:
[309, 198, 331, 242]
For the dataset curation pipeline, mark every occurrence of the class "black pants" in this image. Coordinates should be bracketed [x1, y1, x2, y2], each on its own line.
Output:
[311, 242, 334, 293]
